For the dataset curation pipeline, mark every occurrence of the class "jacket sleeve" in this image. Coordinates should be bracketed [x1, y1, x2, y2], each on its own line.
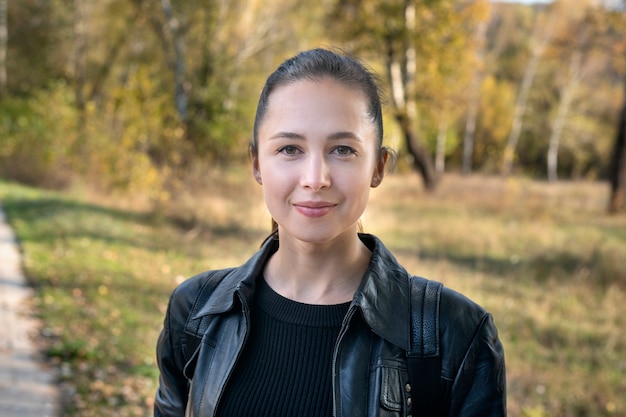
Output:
[154, 281, 199, 416]
[447, 313, 507, 417]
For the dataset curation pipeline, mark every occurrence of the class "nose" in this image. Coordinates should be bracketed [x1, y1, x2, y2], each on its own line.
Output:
[300, 154, 331, 191]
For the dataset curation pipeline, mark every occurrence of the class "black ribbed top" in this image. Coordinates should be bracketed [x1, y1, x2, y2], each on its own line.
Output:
[216, 278, 351, 417]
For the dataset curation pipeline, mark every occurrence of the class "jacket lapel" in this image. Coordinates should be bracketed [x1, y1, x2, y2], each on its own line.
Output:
[353, 234, 412, 351]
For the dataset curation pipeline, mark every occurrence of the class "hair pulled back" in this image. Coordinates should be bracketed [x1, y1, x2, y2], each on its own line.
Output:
[251, 48, 384, 154]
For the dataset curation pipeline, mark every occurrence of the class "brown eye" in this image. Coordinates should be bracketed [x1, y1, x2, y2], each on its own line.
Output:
[333, 146, 357, 156]
[278, 145, 300, 155]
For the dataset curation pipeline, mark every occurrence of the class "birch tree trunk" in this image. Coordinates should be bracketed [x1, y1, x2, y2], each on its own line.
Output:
[0, 0, 8, 98]
[501, 11, 554, 175]
[462, 20, 487, 175]
[547, 50, 581, 183]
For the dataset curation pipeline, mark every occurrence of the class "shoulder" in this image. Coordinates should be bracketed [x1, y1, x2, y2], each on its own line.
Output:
[165, 268, 236, 324]
[438, 285, 501, 378]
[439, 285, 496, 345]
[169, 271, 215, 305]
[172, 269, 229, 294]
[439, 286, 488, 330]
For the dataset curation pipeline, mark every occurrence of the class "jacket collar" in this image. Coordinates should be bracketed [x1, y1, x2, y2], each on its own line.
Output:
[354, 234, 411, 351]
[193, 234, 411, 351]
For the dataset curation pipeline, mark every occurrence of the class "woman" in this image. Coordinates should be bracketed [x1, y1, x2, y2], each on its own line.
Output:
[154, 48, 506, 417]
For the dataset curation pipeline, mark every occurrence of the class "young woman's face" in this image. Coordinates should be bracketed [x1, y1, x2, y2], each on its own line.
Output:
[252, 78, 386, 244]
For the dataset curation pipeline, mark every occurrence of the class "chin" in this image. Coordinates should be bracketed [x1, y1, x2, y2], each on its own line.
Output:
[283, 225, 356, 245]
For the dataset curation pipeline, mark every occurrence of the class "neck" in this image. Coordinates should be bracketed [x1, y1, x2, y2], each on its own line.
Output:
[263, 232, 371, 305]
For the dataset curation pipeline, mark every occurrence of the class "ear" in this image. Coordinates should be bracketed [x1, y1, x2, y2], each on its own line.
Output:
[370, 149, 388, 188]
[250, 146, 263, 185]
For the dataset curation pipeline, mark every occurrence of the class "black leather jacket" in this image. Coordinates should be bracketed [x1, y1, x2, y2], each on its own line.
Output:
[154, 234, 506, 416]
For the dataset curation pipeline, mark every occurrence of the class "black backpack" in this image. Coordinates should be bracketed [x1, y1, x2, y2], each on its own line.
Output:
[183, 271, 443, 415]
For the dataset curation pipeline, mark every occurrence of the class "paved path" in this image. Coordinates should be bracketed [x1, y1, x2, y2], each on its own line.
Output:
[0, 205, 59, 416]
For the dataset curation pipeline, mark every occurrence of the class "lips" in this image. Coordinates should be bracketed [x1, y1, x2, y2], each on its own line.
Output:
[293, 201, 337, 218]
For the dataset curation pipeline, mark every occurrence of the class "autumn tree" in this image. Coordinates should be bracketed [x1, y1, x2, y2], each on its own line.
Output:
[149, 0, 318, 164]
[329, 0, 488, 189]
[543, 0, 599, 182]
[461, 20, 487, 175]
[430, 2, 490, 176]
[2, 0, 625, 192]
[4, 0, 68, 94]
[500, 4, 555, 175]
[465, 2, 529, 173]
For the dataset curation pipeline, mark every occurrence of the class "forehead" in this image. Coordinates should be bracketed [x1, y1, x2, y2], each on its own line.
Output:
[261, 78, 373, 132]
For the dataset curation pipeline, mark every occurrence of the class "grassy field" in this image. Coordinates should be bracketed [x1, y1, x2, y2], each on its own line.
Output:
[1, 169, 625, 417]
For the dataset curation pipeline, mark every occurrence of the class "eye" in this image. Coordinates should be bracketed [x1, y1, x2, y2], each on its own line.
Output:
[278, 145, 301, 155]
[333, 145, 357, 156]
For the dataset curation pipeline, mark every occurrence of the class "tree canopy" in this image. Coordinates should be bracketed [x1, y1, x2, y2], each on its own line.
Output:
[1, 0, 625, 206]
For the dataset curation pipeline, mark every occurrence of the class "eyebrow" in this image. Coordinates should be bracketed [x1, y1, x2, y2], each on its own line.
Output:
[269, 131, 362, 141]
[269, 132, 304, 140]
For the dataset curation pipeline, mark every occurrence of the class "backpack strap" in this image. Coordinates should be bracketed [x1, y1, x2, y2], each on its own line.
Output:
[407, 276, 443, 417]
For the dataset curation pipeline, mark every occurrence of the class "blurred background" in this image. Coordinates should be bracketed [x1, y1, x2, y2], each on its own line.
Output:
[0, 0, 625, 416]
[1, 0, 625, 202]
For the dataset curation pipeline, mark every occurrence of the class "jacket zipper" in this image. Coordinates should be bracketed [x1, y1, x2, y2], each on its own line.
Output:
[331, 304, 358, 417]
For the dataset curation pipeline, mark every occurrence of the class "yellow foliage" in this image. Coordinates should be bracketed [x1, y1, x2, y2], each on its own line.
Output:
[476, 76, 516, 163]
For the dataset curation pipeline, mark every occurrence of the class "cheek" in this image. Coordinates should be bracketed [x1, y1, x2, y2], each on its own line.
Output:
[258, 160, 292, 201]
[346, 158, 378, 188]
[258, 158, 282, 183]
[338, 168, 374, 202]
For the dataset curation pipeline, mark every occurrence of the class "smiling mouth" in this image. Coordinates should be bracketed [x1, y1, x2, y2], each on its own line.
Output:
[294, 202, 336, 217]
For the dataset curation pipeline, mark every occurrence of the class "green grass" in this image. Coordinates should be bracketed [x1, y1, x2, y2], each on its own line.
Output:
[1, 171, 625, 416]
